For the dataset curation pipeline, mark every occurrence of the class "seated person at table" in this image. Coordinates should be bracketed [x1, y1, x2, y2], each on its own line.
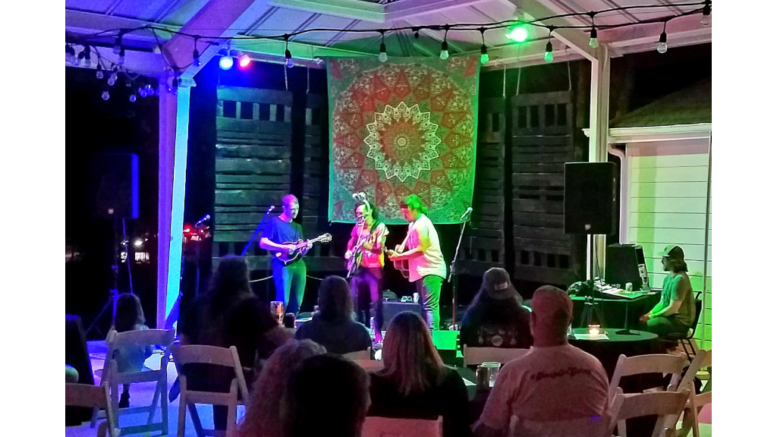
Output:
[639, 245, 697, 338]
[282, 354, 371, 437]
[473, 286, 609, 437]
[109, 293, 153, 408]
[369, 312, 472, 437]
[460, 268, 532, 353]
[294, 276, 372, 354]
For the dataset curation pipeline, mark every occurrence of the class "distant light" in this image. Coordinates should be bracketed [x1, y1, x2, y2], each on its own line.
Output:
[506, 25, 529, 43]
[238, 54, 252, 68]
[480, 44, 489, 64]
[134, 239, 143, 247]
[219, 56, 234, 70]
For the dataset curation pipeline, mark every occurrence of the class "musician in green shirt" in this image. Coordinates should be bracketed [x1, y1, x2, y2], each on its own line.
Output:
[639, 245, 696, 338]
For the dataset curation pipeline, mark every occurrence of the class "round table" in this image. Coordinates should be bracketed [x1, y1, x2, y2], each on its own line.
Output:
[568, 328, 661, 378]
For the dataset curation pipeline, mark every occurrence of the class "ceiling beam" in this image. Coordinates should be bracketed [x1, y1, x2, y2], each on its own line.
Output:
[269, 0, 489, 23]
[161, 0, 270, 80]
[65, 44, 168, 76]
[66, 9, 176, 46]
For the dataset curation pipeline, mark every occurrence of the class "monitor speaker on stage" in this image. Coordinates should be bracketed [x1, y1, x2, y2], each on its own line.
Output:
[88, 153, 139, 219]
[563, 162, 617, 235]
[605, 244, 650, 290]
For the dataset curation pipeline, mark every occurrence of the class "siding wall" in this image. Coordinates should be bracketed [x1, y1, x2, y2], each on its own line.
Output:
[624, 138, 712, 349]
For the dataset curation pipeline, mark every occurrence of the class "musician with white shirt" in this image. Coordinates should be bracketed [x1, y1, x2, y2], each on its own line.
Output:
[387, 194, 447, 330]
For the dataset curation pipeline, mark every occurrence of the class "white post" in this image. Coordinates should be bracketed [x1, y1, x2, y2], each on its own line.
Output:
[156, 77, 194, 329]
[587, 45, 611, 281]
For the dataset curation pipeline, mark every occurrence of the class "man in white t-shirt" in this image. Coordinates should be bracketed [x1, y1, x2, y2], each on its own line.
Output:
[387, 194, 447, 330]
[473, 286, 610, 437]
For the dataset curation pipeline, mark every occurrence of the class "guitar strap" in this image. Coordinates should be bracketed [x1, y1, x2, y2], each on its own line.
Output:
[397, 220, 418, 252]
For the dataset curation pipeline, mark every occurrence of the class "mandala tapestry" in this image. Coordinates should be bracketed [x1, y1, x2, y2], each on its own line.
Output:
[327, 56, 480, 224]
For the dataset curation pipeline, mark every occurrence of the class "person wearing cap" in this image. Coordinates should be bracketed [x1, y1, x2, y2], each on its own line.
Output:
[638, 245, 696, 338]
[460, 268, 532, 354]
[473, 286, 609, 437]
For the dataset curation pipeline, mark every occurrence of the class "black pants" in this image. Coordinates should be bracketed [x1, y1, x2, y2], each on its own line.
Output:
[642, 315, 690, 338]
[351, 266, 384, 333]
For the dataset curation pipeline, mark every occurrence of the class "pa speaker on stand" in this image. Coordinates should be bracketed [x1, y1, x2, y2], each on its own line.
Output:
[563, 162, 617, 329]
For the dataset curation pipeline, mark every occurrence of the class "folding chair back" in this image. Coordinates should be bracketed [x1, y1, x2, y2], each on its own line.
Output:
[96, 329, 174, 436]
[675, 350, 712, 437]
[343, 348, 371, 361]
[609, 354, 686, 400]
[509, 415, 609, 437]
[362, 416, 442, 437]
[67, 361, 119, 437]
[608, 389, 690, 437]
[463, 346, 530, 366]
[169, 344, 249, 437]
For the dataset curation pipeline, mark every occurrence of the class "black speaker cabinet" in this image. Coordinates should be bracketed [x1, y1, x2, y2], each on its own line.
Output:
[564, 162, 617, 235]
[88, 153, 139, 219]
[382, 302, 423, 325]
[605, 244, 650, 290]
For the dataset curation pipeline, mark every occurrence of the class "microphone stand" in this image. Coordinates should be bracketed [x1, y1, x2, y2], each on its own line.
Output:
[447, 212, 471, 330]
[241, 206, 275, 256]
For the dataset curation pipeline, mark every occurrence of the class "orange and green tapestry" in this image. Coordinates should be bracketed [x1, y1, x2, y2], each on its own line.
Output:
[327, 56, 480, 224]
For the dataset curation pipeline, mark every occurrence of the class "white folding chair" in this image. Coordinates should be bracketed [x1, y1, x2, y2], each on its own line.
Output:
[67, 360, 120, 437]
[170, 344, 250, 437]
[608, 388, 690, 437]
[674, 350, 712, 437]
[362, 416, 442, 437]
[462, 346, 530, 366]
[92, 329, 175, 436]
[508, 415, 609, 437]
[343, 348, 371, 361]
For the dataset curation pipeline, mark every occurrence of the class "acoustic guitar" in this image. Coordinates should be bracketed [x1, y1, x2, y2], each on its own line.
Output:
[274, 233, 332, 266]
[388, 223, 416, 279]
[346, 224, 388, 278]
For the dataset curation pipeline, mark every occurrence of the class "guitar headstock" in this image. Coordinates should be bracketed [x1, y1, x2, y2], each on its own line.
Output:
[318, 233, 333, 243]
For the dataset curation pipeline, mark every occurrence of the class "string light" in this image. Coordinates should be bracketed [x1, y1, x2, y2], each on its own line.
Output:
[129, 93, 137, 103]
[589, 13, 599, 48]
[657, 21, 668, 54]
[413, 27, 420, 39]
[440, 25, 450, 60]
[284, 35, 293, 68]
[118, 47, 126, 65]
[545, 27, 555, 63]
[701, 0, 711, 26]
[66, 44, 76, 64]
[238, 53, 252, 68]
[378, 30, 388, 63]
[101, 85, 110, 101]
[506, 24, 528, 43]
[113, 32, 123, 55]
[479, 28, 488, 64]
[192, 36, 201, 67]
[95, 64, 104, 79]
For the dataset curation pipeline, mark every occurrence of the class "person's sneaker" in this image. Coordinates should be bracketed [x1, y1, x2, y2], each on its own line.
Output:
[119, 392, 130, 409]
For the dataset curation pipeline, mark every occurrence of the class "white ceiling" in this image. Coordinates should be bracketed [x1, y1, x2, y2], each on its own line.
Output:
[65, 0, 712, 74]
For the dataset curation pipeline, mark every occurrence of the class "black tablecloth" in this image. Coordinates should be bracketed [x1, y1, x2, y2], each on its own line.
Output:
[571, 293, 660, 329]
[66, 314, 95, 425]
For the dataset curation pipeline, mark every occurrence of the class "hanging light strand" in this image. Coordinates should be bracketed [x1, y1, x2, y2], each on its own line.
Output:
[479, 27, 488, 64]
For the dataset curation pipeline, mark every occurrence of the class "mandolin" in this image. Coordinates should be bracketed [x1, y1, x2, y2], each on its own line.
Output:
[274, 233, 332, 266]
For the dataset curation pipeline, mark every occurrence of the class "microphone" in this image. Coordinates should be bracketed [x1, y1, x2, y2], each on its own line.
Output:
[460, 207, 473, 220]
[267, 205, 276, 213]
[352, 192, 366, 201]
[195, 214, 211, 226]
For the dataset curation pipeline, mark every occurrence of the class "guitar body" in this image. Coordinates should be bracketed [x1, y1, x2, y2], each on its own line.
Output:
[274, 233, 332, 266]
[392, 244, 410, 279]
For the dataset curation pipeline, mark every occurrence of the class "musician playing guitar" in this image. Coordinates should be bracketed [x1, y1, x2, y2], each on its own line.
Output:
[259, 195, 312, 315]
[387, 194, 447, 330]
[345, 195, 388, 341]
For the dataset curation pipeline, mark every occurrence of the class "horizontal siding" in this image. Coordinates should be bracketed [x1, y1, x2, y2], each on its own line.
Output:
[628, 143, 711, 350]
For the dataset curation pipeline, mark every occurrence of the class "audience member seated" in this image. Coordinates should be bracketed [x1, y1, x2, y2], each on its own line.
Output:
[295, 276, 372, 354]
[473, 286, 610, 437]
[179, 256, 287, 431]
[369, 312, 472, 437]
[282, 354, 370, 437]
[238, 339, 326, 437]
[639, 245, 697, 339]
[109, 293, 153, 408]
[460, 268, 532, 353]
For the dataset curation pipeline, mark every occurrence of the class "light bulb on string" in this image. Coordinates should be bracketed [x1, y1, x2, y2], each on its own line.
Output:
[219, 48, 234, 70]
[701, 1, 711, 26]
[413, 27, 420, 39]
[378, 30, 388, 63]
[440, 26, 450, 61]
[118, 47, 126, 65]
[545, 41, 554, 63]
[144, 84, 154, 96]
[588, 13, 599, 48]
[108, 72, 118, 86]
[129, 94, 137, 103]
[139, 86, 148, 98]
[284, 35, 294, 68]
[506, 24, 528, 43]
[76, 50, 85, 66]
[479, 28, 488, 64]
[192, 37, 201, 67]
[657, 28, 668, 53]
[66, 44, 76, 64]
[83, 46, 91, 68]
[113, 33, 123, 54]
[95, 64, 104, 79]
[238, 53, 252, 68]
[101, 86, 110, 101]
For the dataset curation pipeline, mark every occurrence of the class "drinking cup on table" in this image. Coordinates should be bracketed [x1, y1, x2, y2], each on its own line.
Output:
[481, 362, 501, 387]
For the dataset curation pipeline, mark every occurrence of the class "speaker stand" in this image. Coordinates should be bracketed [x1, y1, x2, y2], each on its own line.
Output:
[86, 217, 121, 338]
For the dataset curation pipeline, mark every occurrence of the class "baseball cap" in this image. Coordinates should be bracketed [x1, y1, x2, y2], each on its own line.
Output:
[482, 268, 518, 300]
[531, 285, 573, 324]
[659, 245, 685, 260]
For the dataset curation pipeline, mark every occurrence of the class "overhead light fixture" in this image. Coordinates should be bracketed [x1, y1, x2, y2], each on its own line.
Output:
[506, 24, 529, 43]
[545, 27, 554, 63]
[701, 0, 711, 26]
[238, 53, 252, 68]
[440, 25, 450, 60]
[284, 35, 294, 68]
[657, 21, 668, 54]
[479, 28, 488, 64]
[588, 13, 599, 48]
[379, 30, 388, 63]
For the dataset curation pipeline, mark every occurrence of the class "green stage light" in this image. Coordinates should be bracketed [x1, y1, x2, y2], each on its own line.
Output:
[506, 25, 529, 43]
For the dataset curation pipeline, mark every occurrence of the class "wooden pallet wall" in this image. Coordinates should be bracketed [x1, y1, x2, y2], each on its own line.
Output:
[457, 97, 506, 276]
[510, 91, 584, 285]
[213, 86, 293, 270]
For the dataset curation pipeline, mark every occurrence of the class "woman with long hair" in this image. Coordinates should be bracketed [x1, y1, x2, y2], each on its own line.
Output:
[238, 340, 326, 437]
[346, 198, 388, 342]
[295, 276, 372, 354]
[460, 268, 532, 353]
[109, 293, 152, 408]
[369, 312, 471, 437]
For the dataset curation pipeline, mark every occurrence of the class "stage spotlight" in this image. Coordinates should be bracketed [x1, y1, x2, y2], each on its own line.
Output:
[219, 55, 234, 70]
[238, 53, 252, 68]
[134, 239, 143, 247]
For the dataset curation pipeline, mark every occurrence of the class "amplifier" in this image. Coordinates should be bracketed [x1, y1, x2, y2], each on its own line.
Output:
[383, 302, 424, 325]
